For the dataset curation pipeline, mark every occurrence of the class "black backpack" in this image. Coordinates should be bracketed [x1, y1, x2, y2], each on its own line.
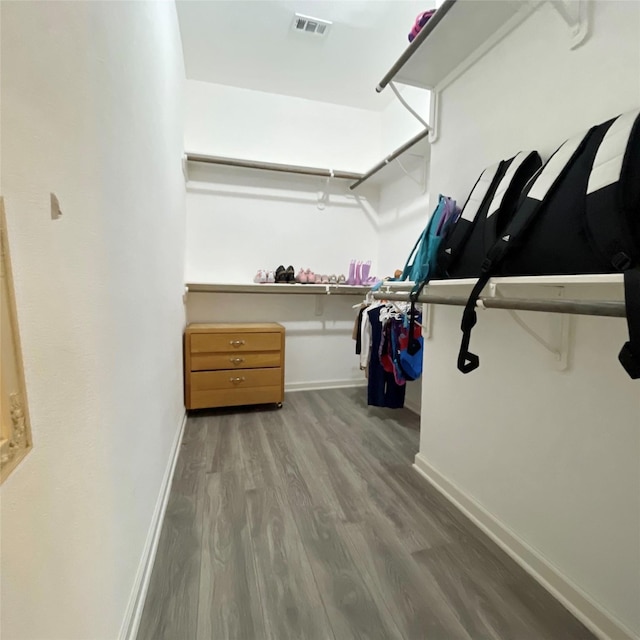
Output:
[457, 109, 640, 379]
[438, 151, 542, 279]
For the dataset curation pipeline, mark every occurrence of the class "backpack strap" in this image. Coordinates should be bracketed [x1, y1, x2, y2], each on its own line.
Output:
[439, 161, 505, 276]
[620, 267, 640, 379]
[457, 129, 595, 374]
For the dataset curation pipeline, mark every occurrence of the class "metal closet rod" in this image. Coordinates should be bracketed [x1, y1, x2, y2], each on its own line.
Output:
[372, 291, 627, 318]
[185, 153, 364, 181]
[349, 128, 430, 190]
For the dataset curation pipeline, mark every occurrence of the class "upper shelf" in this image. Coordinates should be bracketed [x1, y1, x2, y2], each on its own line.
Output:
[186, 282, 373, 296]
[376, 0, 535, 92]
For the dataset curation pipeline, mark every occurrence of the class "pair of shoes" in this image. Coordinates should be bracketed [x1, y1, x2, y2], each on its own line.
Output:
[337, 274, 346, 284]
[296, 268, 316, 284]
[347, 260, 372, 285]
[275, 265, 295, 283]
[253, 270, 275, 283]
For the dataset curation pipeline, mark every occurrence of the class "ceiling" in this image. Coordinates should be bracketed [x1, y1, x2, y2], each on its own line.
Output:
[175, 0, 434, 111]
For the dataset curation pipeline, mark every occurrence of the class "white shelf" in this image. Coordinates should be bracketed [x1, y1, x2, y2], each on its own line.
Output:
[377, 0, 536, 92]
[426, 274, 624, 288]
[186, 282, 373, 296]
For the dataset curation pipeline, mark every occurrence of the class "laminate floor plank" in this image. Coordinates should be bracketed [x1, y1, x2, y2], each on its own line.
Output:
[137, 420, 207, 640]
[207, 411, 244, 474]
[236, 407, 280, 491]
[297, 393, 448, 550]
[139, 390, 596, 640]
[246, 485, 336, 640]
[287, 500, 406, 640]
[259, 405, 316, 510]
[197, 469, 265, 640]
[341, 518, 472, 640]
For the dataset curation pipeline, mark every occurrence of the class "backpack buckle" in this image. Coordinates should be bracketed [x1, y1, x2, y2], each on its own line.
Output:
[480, 258, 493, 273]
[612, 252, 632, 271]
[619, 341, 640, 379]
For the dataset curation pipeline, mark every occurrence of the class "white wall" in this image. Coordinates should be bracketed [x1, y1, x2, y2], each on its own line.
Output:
[185, 80, 386, 388]
[0, 2, 186, 639]
[186, 80, 382, 172]
[421, 1, 640, 637]
[185, 79, 433, 394]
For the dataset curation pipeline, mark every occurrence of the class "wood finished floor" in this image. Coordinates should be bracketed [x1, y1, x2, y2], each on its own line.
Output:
[137, 388, 595, 640]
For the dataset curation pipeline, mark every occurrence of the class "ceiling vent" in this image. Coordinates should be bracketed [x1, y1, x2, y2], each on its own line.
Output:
[292, 13, 332, 37]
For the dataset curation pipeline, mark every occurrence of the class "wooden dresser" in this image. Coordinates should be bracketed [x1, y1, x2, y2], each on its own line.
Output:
[184, 323, 285, 410]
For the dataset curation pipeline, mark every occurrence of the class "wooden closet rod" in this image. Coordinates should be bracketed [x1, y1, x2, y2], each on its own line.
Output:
[185, 153, 364, 181]
[349, 128, 430, 190]
[372, 291, 626, 318]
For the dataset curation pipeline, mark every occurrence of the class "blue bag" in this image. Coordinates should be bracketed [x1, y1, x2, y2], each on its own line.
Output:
[399, 195, 455, 284]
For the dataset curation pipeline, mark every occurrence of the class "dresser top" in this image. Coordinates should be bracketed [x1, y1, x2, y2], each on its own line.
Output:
[186, 322, 284, 334]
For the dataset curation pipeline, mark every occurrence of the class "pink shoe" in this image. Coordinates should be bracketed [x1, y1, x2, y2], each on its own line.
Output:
[354, 261, 363, 286]
[296, 268, 307, 284]
[361, 261, 371, 283]
[347, 260, 356, 285]
[266, 270, 275, 283]
[253, 269, 266, 283]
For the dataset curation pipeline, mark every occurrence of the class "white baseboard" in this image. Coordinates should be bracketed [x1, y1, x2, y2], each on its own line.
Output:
[285, 379, 367, 393]
[119, 412, 187, 640]
[412, 454, 637, 640]
[403, 397, 421, 416]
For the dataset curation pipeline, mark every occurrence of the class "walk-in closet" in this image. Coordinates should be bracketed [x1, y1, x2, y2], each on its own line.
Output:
[1, 1, 639, 639]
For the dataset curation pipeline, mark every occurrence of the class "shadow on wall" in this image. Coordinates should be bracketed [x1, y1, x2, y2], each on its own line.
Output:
[187, 162, 376, 208]
[186, 291, 363, 325]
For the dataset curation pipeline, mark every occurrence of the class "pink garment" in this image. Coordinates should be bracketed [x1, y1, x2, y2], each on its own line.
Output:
[408, 10, 436, 43]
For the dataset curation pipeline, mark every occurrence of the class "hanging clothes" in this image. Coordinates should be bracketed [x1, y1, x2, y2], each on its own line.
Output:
[366, 305, 406, 409]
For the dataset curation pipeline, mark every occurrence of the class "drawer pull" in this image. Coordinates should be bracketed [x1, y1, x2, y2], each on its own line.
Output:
[230, 357, 245, 365]
[230, 376, 245, 385]
[229, 339, 246, 348]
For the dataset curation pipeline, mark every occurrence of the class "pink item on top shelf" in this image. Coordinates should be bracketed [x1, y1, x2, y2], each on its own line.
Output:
[408, 9, 436, 43]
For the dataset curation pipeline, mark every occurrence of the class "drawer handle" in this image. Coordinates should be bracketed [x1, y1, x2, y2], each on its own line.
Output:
[230, 376, 245, 385]
[229, 339, 245, 348]
[230, 357, 245, 365]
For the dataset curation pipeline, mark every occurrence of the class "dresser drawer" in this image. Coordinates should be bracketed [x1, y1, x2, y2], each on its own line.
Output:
[191, 332, 281, 354]
[190, 386, 282, 410]
[191, 367, 281, 392]
[191, 351, 281, 372]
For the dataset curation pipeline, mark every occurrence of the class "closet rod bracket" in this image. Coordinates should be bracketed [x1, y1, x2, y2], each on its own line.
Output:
[549, 0, 589, 49]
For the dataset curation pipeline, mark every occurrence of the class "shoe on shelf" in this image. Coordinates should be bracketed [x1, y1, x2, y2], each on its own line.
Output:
[337, 274, 346, 285]
[347, 259, 356, 285]
[296, 268, 307, 284]
[361, 260, 371, 283]
[253, 269, 267, 283]
[266, 270, 275, 283]
[328, 274, 337, 284]
[354, 260, 363, 286]
[285, 265, 295, 283]
[321, 274, 329, 284]
[275, 265, 287, 283]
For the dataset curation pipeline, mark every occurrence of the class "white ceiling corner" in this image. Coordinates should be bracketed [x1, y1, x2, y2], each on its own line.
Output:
[175, 0, 433, 111]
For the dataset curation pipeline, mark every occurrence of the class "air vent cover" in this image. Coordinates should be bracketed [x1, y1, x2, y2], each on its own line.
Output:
[292, 13, 332, 36]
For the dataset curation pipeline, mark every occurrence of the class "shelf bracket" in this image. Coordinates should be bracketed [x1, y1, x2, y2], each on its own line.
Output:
[549, 0, 589, 49]
[493, 285, 571, 370]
